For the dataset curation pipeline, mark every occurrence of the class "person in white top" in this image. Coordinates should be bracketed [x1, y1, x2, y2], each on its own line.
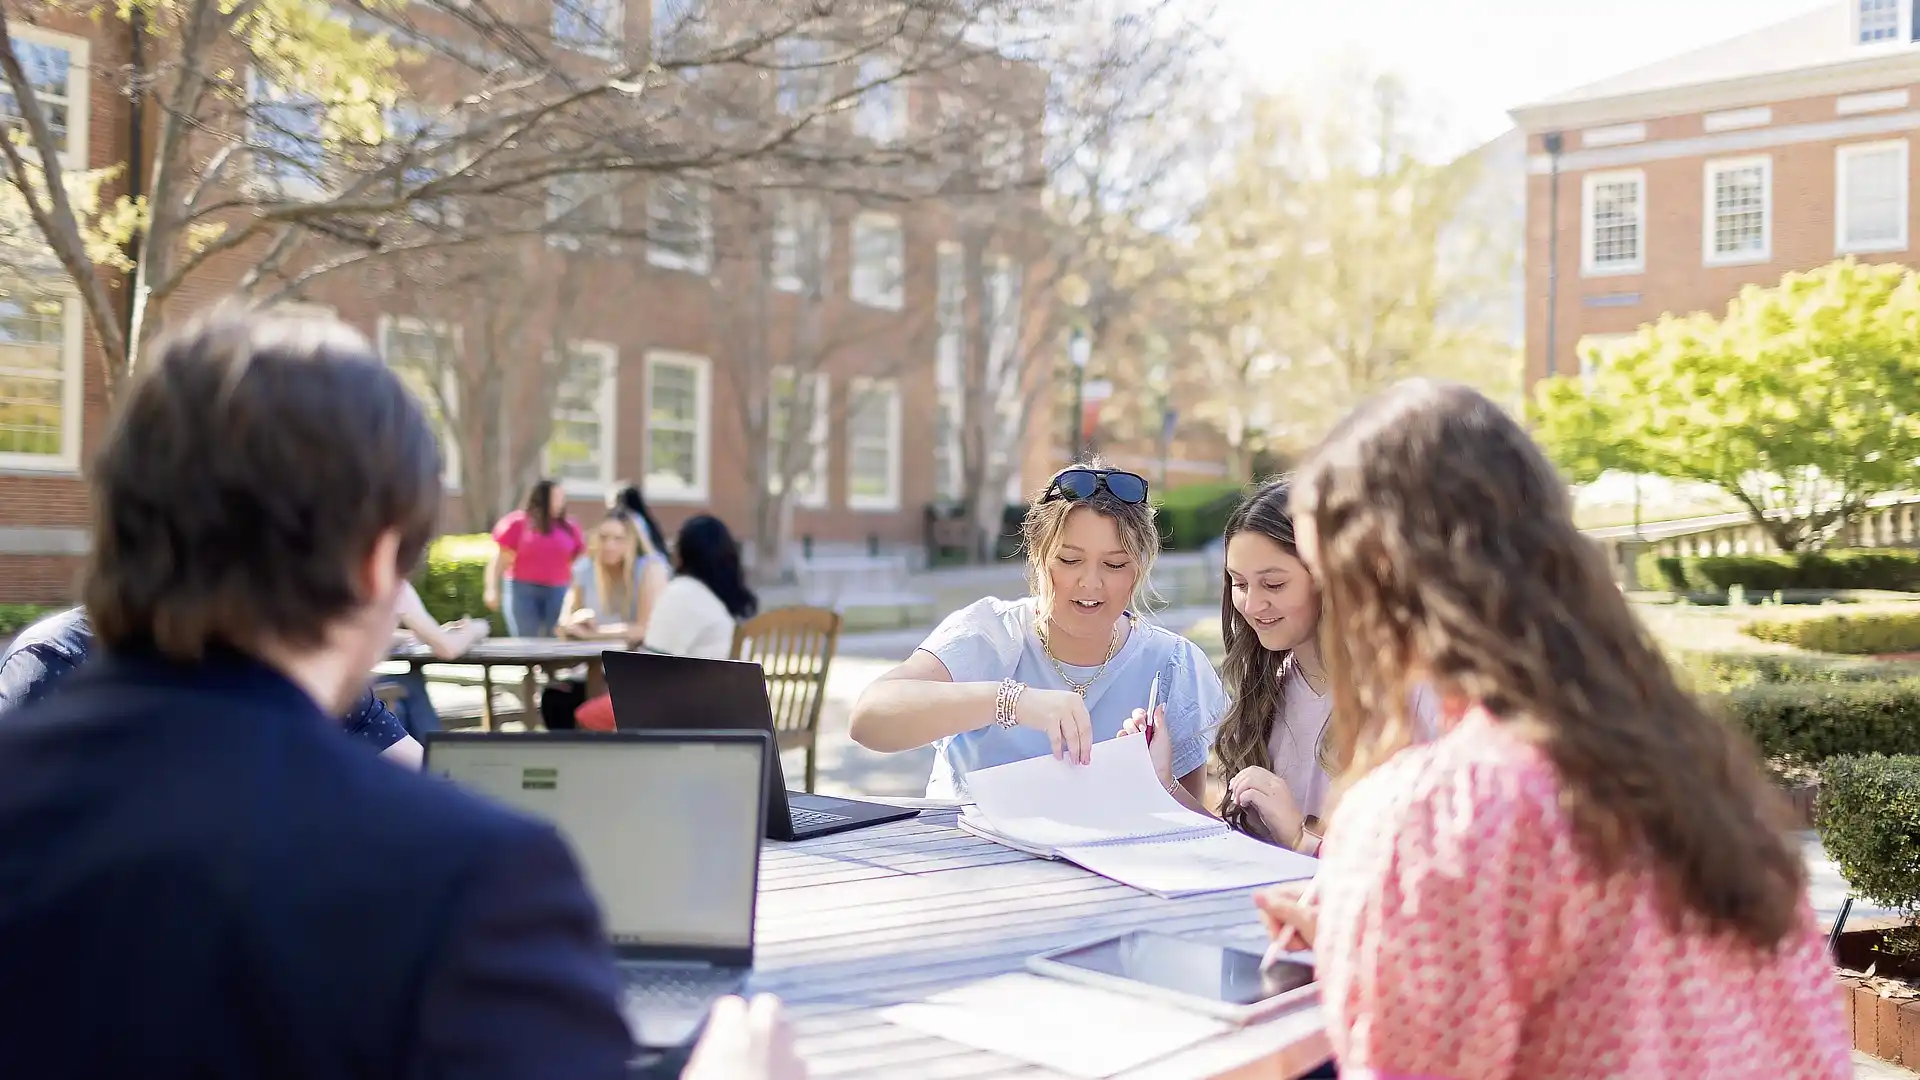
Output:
[642, 514, 758, 660]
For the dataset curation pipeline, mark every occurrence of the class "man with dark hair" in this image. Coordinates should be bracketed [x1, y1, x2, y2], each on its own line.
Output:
[0, 309, 801, 1079]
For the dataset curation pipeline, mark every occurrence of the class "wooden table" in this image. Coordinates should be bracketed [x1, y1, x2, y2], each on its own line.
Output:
[750, 809, 1329, 1080]
[389, 638, 614, 730]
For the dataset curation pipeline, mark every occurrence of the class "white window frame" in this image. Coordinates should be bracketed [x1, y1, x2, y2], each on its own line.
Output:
[245, 67, 327, 200]
[1837, 140, 1911, 254]
[1581, 169, 1646, 277]
[850, 211, 905, 310]
[546, 171, 622, 251]
[0, 25, 89, 171]
[386, 104, 466, 228]
[845, 376, 902, 512]
[1701, 156, 1772, 266]
[772, 194, 830, 293]
[766, 367, 829, 509]
[853, 58, 908, 144]
[648, 177, 712, 274]
[1854, 0, 1907, 44]
[776, 37, 831, 116]
[643, 350, 711, 504]
[554, 0, 625, 60]
[0, 287, 84, 473]
[546, 340, 619, 497]
[377, 315, 464, 490]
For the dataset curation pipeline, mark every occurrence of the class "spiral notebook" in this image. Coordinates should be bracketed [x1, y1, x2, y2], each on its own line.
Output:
[958, 735, 1319, 898]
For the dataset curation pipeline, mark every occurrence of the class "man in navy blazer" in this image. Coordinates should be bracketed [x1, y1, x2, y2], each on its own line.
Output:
[0, 309, 803, 1080]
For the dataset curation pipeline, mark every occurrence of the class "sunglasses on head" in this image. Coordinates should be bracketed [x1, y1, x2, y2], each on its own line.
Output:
[1043, 468, 1149, 505]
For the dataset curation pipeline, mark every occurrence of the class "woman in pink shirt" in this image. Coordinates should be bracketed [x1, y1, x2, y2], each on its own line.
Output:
[484, 478, 586, 638]
[1255, 380, 1850, 1080]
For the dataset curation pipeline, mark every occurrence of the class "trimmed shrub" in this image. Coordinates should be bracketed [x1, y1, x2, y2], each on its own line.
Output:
[1722, 681, 1920, 767]
[1816, 754, 1920, 944]
[416, 534, 506, 635]
[1741, 611, 1920, 654]
[0, 604, 58, 637]
[1643, 549, 1920, 594]
[1154, 482, 1246, 552]
[1677, 650, 1920, 692]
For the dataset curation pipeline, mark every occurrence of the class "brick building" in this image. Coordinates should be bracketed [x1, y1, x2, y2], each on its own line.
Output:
[1511, 0, 1920, 387]
[0, 4, 1050, 602]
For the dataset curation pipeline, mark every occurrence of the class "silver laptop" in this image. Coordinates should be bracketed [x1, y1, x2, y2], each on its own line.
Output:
[425, 729, 771, 1049]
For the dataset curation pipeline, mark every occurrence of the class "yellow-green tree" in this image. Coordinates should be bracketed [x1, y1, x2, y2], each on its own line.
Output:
[1532, 259, 1920, 552]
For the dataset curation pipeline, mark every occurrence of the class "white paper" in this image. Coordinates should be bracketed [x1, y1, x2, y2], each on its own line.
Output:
[1059, 829, 1320, 898]
[881, 973, 1230, 1078]
[964, 734, 1204, 850]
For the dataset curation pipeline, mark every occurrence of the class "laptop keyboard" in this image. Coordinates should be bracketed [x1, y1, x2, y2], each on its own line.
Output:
[623, 967, 743, 1012]
[789, 806, 849, 829]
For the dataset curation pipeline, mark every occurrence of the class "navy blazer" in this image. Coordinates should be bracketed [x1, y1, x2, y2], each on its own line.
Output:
[0, 646, 634, 1079]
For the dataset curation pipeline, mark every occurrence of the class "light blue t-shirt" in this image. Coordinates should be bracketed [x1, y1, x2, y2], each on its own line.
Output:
[568, 553, 667, 623]
[917, 596, 1226, 799]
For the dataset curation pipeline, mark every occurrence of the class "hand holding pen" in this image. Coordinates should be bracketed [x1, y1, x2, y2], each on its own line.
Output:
[1121, 674, 1173, 788]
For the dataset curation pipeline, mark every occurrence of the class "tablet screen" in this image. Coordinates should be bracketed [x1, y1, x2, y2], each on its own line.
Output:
[1046, 931, 1314, 1006]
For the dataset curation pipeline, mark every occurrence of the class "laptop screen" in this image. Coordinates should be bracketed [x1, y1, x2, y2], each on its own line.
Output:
[430, 737, 762, 951]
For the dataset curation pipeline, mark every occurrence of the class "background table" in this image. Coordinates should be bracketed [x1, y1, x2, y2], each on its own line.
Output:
[389, 638, 613, 729]
[751, 809, 1329, 1079]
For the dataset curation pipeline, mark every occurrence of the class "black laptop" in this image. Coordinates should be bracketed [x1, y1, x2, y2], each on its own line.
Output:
[602, 650, 919, 841]
[425, 729, 769, 1050]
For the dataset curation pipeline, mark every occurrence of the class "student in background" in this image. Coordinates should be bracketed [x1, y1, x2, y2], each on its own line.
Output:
[375, 580, 491, 738]
[848, 462, 1224, 802]
[485, 478, 585, 637]
[559, 511, 668, 645]
[1253, 380, 1849, 1079]
[608, 480, 672, 565]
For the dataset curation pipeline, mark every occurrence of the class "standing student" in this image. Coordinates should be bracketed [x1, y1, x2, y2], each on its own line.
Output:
[848, 462, 1224, 802]
[1253, 380, 1850, 1079]
[486, 478, 585, 637]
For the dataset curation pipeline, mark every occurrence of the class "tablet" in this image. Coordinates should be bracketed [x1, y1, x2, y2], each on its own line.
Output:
[1026, 930, 1317, 1025]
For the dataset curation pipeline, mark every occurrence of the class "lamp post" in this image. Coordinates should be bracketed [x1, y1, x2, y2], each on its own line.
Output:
[1067, 327, 1091, 457]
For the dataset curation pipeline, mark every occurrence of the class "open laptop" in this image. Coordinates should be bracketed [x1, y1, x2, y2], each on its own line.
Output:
[425, 729, 769, 1050]
[602, 650, 919, 842]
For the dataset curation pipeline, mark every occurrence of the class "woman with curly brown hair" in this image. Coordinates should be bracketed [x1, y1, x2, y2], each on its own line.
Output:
[1254, 380, 1849, 1079]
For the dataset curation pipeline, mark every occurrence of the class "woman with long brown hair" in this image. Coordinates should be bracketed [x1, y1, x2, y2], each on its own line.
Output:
[1255, 380, 1848, 1078]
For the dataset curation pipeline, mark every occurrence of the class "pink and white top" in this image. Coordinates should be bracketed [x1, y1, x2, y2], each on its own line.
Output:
[1310, 707, 1851, 1080]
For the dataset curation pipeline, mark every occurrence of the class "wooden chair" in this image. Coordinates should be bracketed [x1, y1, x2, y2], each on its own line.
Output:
[731, 606, 842, 793]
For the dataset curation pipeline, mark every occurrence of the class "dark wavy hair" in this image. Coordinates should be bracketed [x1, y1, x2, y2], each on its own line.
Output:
[607, 481, 669, 556]
[1297, 379, 1804, 949]
[673, 515, 758, 620]
[522, 478, 567, 535]
[1212, 478, 1321, 835]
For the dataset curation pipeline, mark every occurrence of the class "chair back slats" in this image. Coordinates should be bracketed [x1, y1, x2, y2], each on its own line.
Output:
[730, 606, 841, 736]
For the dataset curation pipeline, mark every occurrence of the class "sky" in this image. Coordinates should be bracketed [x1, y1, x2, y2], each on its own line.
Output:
[1220, 0, 1832, 153]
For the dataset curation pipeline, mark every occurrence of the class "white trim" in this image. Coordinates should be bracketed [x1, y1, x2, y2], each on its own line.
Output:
[2, 25, 89, 172]
[1581, 122, 1646, 148]
[1853, 0, 1908, 47]
[850, 211, 905, 310]
[643, 350, 711, 504]
[1529, 106, 1920, 174]
[1838, 88, 1912, 115]
[647, 177, 713, 275]
[377, 314, 464, 490]
[1703, 106, 1772, 133]
[547, 339, 619, 497]
[766, 367, 829, 510]
[1581, 170, 1646, 277]
[771, 194, 829, 294]
[845, 376, 902, 512]
[1702, 155, 1772, 266]
[0, 288, 84, 473]
[546, 171, 621, 251]
[1836, 139, 1911, 253]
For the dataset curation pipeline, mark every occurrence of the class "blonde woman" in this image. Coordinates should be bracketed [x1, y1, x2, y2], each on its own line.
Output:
[850, 463, 1225, 803]
[558, 511, 667, 644]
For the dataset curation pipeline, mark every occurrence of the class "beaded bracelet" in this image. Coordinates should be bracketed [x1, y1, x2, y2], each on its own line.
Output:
[994, 678, 1026, 729]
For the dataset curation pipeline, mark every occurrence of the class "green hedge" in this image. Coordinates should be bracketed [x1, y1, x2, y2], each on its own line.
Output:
[1678, 650, 1920, 692]
[1641, 550, 1920, 594]
[1154, 482, 1246, 552]
[1740, 611, 1920, 655]
[1722, 680, 1920, 767]
[416, 534, 507, 635]
[0, 603, 58, 637]
[1816, 754, 1920, 944]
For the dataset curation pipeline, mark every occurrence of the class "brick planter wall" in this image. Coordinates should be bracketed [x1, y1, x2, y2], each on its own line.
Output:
[1840, 973, 1920, 1068]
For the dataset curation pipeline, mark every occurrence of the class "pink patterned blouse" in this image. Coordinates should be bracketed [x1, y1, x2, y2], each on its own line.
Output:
[1309, 707, 1852, 1080]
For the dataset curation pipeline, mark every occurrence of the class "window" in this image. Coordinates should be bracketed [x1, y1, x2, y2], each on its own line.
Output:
[854, 58, 907, 144]
[776, 38, 832, 116]
[846, 377, 902, 511]
[1858, 0, 1901, 42]
[1703, 157, 1770, 265]
[387, 105, 461, 226]
[1581, 171, 1645, 276]
[652, 0, 693, 49]
[766, 368, 828, 508]
[934, 242, 966, 501]
[648, 177, 712, 273]
[0, 286, 82, 472]
[1838, 141, 1909, 253]
[771, 194, 829, 293]
[987, 256, 1022, 378]
[546, 171, 621, 250]
[378, 316, 462, 488]
[247, 69, 326, 198]
[851, 212, 904, 309]
[547, 341, 618, 495]
[982, 127, 1027, 185]
[554, 0, 624, 58]
[644, 351, 710, 502]
[0, 29, 86, 168]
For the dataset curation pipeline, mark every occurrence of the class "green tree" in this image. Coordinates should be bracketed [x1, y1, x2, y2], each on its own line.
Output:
[1532, 259, 1920, 552]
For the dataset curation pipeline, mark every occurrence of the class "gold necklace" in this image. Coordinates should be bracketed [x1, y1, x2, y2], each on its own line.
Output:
[1038, 613, 1132, 697]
